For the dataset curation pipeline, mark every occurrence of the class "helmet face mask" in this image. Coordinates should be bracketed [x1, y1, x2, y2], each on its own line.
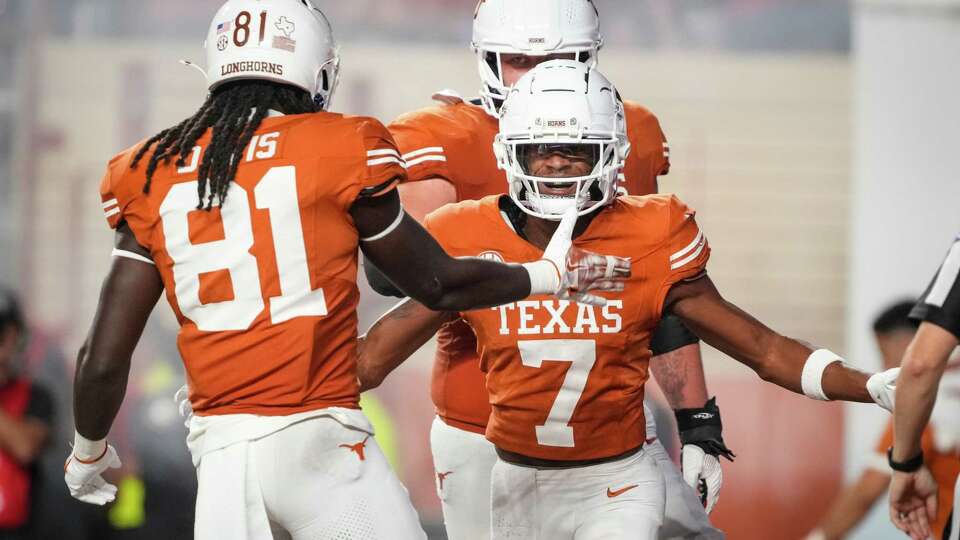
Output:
[472, 0, 603, 117]
[494, 60, 630, 221]
[204, 0, 340, 110]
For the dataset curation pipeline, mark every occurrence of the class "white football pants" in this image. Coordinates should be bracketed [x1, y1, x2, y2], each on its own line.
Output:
[430, 408, 723, 540]
[490, 446, 664, 540]
[193, 414, 426, 540]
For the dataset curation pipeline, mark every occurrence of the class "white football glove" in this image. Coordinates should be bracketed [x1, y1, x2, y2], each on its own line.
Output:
[675, 397, 735, 514]
[174, 384, 193, 427]
[540, 206, 631, 307]
[867, 367, 900, 412]
[681, 444, 724, 514]
[64, 444, 122, 505]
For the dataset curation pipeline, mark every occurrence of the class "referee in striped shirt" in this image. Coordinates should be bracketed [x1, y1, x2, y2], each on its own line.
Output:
[889, 234, 960, 540]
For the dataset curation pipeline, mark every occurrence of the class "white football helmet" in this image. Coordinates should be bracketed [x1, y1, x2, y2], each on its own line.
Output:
[472, 0, 603, 117]
[204, 0, 340, 110]
[494, 60, 630, 221]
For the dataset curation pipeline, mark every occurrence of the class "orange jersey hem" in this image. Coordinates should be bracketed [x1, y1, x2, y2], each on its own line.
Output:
[438, 414, 487, 435]
[196, 399, 360, 417]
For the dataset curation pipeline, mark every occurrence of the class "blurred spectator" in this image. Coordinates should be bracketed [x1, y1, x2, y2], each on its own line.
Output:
[0, 288, 54, 540]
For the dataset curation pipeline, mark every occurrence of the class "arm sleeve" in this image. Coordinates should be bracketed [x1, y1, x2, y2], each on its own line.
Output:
[911, 235, 960, 339]
[649, 313, 699, 356]
[357, 119, 406, 199]
[388, 113, 452, 183]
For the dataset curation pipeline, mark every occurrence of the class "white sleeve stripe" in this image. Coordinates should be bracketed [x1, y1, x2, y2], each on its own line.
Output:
[670, 227, 703, 262]
[360, 204, 405, 242]
[663, 151, 670, 158]
[405, 155, 447, 168]
[927, 241, 960, 308]
[402, 147, 445, 160]
[112, 248, 154, 265]
[670, 238, 706, 270]
[104, 207, 121, 219]
[367, 148, 401, 158]
[102, 199, 118, 209]
[366, 156, 406, 167]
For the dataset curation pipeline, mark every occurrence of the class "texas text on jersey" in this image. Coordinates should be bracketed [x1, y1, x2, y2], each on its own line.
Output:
[100, 112, 404, 416]
[423, 194, 708, 460]
[389, 94, 671, 434]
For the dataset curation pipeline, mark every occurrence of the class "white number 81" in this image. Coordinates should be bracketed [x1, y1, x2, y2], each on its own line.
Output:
[159, 166, 327, 331]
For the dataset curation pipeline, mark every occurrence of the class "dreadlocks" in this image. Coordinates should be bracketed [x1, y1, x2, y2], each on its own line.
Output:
[130, 81, 319, 209]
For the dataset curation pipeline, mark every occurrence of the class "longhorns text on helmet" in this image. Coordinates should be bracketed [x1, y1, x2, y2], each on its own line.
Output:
[472, 0, 603, 117]
[203, 0, 340, 110]
[494, 60, 630, 221]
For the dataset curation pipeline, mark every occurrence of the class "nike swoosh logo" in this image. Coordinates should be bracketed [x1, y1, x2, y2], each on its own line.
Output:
[607, 484, 639, 498]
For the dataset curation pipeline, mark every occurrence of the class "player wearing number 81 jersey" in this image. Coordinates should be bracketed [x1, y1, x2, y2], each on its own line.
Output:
[64, 2, 629, 539]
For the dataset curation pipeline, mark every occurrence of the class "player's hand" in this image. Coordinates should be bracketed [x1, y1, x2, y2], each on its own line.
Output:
[64, 444, 122, 505]
[542, 206, 630, 306]
[675, 397, 736, 514]
[889, 466, 938, 540]
[867, 367, 900, 412]
[174, 384, 193, 428]
[680, 445, 724, 513]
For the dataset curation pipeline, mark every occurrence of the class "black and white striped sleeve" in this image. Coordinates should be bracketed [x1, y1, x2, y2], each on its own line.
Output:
[911, 235, 960, 339]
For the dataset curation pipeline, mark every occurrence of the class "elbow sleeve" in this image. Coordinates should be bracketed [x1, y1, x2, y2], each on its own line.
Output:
[650, 314, 699, 356]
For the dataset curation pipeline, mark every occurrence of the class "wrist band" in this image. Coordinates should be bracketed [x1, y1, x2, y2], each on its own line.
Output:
[801, 349, 842, 401]
[522, 259, 561, 296]
[73, 431, 107, 463]
[887, 447, 924, 473]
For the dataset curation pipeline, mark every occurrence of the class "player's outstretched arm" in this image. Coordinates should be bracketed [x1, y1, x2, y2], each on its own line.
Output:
[666, 275, 879, 404]
[357, 299, 453, 392]
[75, 224, 162, 438]
[351, 189, 628, 312]
[67, 223, 162, 505]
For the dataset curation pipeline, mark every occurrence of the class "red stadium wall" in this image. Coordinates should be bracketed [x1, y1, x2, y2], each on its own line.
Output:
[708, 379, 845, 539]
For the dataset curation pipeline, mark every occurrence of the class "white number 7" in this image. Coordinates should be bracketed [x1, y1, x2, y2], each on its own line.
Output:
[518, 339, 597, 448]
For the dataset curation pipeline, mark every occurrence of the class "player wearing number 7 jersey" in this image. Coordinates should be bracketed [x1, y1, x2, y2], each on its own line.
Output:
[62, 2, 628, 539]
[356, 61, 903, 540]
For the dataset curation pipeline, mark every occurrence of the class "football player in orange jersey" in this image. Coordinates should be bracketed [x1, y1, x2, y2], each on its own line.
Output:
[61, 2, 628, 539]
[357, 61, 901, 540]
[362, 1, 729, 538]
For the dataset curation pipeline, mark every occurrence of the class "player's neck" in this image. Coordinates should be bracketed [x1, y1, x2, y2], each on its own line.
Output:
[522, 213, 596, 250]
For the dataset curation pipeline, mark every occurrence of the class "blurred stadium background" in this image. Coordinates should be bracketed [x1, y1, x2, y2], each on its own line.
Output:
[1, 0, 959, 538]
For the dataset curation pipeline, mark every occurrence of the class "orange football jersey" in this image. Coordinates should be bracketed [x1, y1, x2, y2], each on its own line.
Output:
[389, 96, 670, 433]
[99, 113, 405, 416]
[874, 420, 960, 538]
[424, 194, 709, 460]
